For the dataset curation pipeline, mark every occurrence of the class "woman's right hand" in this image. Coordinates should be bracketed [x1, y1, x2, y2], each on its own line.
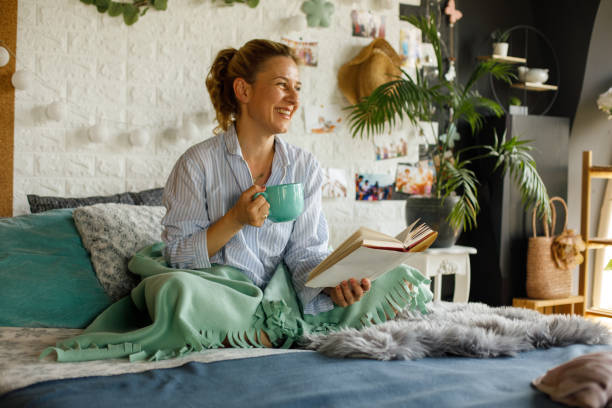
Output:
[230, 184, 270, 227]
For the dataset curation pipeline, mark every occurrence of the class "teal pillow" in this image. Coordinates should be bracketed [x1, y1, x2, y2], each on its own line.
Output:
[0, 209, 112, 328]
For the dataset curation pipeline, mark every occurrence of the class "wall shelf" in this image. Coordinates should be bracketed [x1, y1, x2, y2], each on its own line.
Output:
[486, 25, 560, 115]
[510, 82, 558, 92]
[478, 55, 526, 64]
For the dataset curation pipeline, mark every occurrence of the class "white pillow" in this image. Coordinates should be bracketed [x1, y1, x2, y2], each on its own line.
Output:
[73, 203, 166, 301]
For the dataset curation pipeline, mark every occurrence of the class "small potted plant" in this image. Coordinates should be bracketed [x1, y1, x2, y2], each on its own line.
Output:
[491, 29, 510, 57]
[509, 96, 527, 115]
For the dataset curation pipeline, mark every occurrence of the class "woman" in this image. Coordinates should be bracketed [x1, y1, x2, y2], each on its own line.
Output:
[42, 40, 431, 362]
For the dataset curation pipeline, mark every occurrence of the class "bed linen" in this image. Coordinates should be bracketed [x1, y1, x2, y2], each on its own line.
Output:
[0, 326, 302, 395]
[2, 340, 611, 408]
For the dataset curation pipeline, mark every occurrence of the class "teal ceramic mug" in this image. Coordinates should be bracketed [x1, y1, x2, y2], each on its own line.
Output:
[254, 183, 304, 223]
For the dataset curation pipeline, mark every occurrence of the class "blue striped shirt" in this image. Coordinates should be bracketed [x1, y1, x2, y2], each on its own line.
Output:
[161, 125, 333, 315]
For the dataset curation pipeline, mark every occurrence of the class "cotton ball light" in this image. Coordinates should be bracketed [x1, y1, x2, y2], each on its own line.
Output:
[180, 120, 200, 141]
[129, 128, 150, 146]
[88, 123, 110, 143]
[11, 70, 35, 91]
[46, 101, 68, 122]
[0, 46, 9, 67]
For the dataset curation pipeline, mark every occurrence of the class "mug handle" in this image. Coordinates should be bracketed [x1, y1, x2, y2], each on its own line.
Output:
[253, 192, 268, 202]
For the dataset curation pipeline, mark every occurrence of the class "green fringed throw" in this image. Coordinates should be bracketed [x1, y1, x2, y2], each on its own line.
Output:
[41, 243, 432, 362]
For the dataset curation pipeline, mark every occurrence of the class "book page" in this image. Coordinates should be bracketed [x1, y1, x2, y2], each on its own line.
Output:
[305, 246, 414, 288]
[395, 218, 420, 244]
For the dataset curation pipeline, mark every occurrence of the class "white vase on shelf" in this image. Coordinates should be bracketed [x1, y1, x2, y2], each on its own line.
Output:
[492, 42, 509, 57]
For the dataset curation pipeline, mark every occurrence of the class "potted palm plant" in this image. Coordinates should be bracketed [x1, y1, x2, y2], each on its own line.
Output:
[346, 15, 550, 247]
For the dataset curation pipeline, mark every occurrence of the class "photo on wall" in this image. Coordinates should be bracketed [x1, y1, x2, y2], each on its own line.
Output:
[281, 37, 319, 67]
[322, 168, 348, 198]
[399, 20, 422, 70]
[304, 103, 343, 134]
[394, 158, 436, 195]
[350, 10, 386, 39]
[355, 173, 394, 201]
[373, 122, 415, 161]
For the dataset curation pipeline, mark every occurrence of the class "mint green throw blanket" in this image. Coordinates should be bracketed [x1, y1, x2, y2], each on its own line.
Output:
[42, 243, 433, 362]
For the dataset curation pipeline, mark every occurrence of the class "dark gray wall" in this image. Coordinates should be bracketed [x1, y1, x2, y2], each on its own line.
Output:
[567, 1, 612, 305]
[400, 0, 599, 124]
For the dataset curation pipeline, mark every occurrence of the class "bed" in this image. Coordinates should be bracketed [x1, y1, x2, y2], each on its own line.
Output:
[0, 200, 610, 408]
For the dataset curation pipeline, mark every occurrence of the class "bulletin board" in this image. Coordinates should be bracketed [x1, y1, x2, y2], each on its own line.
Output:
[0, 0, 17, 217]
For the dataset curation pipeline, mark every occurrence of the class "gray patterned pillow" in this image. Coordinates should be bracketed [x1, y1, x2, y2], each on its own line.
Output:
[27, 192, 135, 214]
[128, 187, 164, 206]
[73, 204, 166, 301]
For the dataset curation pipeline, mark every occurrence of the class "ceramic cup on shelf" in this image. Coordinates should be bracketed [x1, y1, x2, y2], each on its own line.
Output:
[253, 183, 304, 223]
[518, 67, 549, 84]
[525, 68, 549, 84]
[517, 66, 529, 83]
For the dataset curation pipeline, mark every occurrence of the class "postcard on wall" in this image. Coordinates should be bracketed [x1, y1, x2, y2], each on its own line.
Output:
[350, 10, 386, 39]
[281, 37, 318, 67]
[304, 103, 343, 134]
[395, 159, 436, 195]
[355, 173, 394, 201]
[373, 121, 416, 161]
[399, 20, 422, 70]
[322, 168, 348, 198]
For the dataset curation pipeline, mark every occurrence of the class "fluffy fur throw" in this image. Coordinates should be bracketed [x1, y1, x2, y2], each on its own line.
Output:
[300, 302, 611, 360]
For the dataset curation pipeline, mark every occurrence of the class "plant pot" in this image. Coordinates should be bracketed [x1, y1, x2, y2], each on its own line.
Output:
[492, 42, 509, 57]
[404, 196, 461, 248]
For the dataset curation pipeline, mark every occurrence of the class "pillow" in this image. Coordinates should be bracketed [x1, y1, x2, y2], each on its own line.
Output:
[128, 187, 164, 206]
[0, 209, 112, 328]
[72, 203, 166, 301]
[532, 351, 612, 407]
[27, 192, 135, 214]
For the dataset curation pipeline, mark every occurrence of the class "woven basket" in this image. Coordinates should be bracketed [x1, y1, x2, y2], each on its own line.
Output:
[526, 197, 572, 299]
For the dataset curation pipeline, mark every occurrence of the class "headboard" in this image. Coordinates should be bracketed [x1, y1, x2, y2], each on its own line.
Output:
[0, 0, 17, 217]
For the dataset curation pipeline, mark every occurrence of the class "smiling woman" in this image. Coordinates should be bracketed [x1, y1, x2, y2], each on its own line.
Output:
[42, 39, 435, 363]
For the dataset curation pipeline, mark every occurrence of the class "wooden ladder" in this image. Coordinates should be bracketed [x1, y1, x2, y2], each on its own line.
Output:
[578, 150, 612, 315]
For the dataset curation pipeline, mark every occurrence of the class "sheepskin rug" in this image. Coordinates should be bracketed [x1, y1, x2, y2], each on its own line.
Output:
[300, 301, 611, 360]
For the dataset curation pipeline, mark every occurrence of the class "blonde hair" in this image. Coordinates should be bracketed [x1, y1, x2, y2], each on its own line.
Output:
[205, 39, 297, 133]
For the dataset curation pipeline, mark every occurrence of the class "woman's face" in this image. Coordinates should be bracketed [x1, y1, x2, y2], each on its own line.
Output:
[242, 56, 301, 135]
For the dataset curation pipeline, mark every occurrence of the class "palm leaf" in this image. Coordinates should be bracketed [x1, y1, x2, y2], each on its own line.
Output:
[483, 131, 552, 222]
[463, 60, 515, 96]
[440, 160, 480, 230]
[346, 72, 441, 139]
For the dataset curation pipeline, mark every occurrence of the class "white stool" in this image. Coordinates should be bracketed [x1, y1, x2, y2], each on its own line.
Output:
[404, 245, 477, 302]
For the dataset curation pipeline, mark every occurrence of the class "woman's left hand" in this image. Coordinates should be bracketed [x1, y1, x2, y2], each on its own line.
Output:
[324, 278, 371, 307]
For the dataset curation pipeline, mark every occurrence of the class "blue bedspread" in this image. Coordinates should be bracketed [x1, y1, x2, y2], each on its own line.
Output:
[2, 344, 611, 408]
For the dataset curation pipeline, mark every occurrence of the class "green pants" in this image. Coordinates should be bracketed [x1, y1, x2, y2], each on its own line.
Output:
[41, 243, 432, 362]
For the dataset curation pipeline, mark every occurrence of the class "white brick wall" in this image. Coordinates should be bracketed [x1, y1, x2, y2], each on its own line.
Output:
[13, 0, 415, 248]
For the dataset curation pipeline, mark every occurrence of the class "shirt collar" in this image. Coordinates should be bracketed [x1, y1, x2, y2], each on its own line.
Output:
[223, 123, 290, 169]
[223, 124, 242, 156]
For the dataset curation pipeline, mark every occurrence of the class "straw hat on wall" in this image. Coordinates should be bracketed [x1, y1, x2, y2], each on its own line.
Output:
[337, 38, 402, 105]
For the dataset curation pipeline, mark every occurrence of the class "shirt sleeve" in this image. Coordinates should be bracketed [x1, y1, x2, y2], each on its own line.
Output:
[161, 153, 212, 270]
[283, 155, 334, 315]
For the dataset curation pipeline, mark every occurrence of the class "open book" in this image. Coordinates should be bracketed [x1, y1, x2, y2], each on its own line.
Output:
[305, 219, 438, 288]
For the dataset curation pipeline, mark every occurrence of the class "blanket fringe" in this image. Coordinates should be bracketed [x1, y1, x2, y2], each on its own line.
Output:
[359, 267, 432, 328]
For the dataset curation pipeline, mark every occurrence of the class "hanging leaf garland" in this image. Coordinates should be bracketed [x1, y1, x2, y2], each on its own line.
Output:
[216, 0, 260, 7]
[79, 0, 168, 25]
